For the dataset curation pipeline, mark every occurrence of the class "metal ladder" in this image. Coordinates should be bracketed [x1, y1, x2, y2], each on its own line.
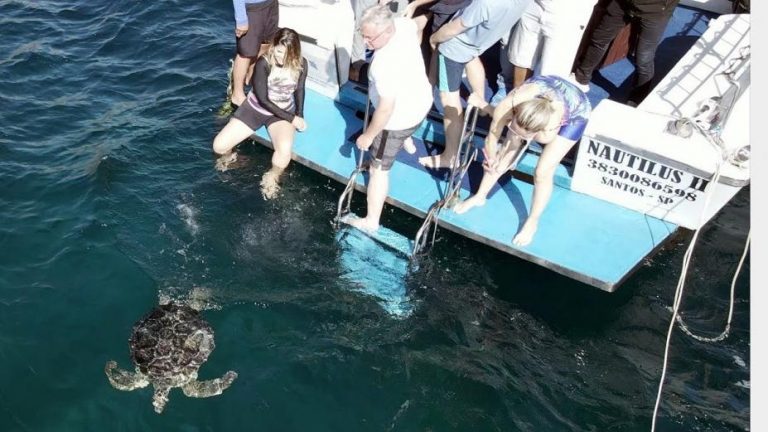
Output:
[411, 104, 480, 256]
[334, 93, 372, 228]
[411, 104, 535, 257]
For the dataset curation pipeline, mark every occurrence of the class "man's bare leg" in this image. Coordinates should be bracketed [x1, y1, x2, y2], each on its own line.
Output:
[465, 56, 486, 101]
[232, 54, 253, 107]
[244, 62, 255, 92]
[513, 65, 532, 89]
[419, 90, 462, 169]
[347, 165, 389, 232]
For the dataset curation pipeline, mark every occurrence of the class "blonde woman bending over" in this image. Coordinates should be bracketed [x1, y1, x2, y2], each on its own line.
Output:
[213, 28, 308, 199]
[453, 75, 590, 246]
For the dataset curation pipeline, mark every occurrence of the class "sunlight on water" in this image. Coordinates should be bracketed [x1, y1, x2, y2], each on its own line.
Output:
[336, 227, 415, 318]
[176, 203, 200, 236]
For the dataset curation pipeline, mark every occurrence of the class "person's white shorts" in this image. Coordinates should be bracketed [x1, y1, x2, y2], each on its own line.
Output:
[507, 1, 591, 78]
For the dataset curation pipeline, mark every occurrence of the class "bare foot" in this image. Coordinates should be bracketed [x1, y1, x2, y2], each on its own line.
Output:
[512, 220, 538, 247]
[215, 153, 238, 172]
[259, 170, 281, 200]
[403, 136, 416, 155]
[419, 153, 455, 169]
[345, 215, 379, 233]
[452, 195, 486, 214]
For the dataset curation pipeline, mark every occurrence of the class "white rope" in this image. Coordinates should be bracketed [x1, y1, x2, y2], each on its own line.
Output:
[651, 164, 719, 432]
[650, 125, 750, 431]
[675, 230, 750, 343]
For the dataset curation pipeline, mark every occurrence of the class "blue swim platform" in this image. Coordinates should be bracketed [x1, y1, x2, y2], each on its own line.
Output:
[250, 84, 678, 292]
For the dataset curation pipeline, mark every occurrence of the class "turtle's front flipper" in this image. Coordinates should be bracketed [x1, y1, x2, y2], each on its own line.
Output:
[181, 371, 237, 397]
[105, 361, 150, 391]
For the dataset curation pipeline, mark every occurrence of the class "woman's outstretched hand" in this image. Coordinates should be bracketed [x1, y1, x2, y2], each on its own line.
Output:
[481, 147, 499, 174]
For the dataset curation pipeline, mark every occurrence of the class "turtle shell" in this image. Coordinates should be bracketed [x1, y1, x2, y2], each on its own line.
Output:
[129, 303, 215, 379]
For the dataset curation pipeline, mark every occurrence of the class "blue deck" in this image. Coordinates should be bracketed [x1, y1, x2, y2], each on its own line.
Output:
[251, 88, 677, 291]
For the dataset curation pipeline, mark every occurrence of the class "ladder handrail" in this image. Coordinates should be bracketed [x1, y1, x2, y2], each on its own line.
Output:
[334, 92, 371, 228]
[412, 104, 480, 256]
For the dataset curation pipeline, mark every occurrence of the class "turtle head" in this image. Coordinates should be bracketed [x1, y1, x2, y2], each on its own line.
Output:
[157, 286, 214, 311]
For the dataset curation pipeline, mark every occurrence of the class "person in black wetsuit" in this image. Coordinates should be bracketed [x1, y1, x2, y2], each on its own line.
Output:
[213, 28, 309, 199]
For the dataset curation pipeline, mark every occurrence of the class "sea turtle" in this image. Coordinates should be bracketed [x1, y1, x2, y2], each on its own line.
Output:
[105, 302, 237, 413]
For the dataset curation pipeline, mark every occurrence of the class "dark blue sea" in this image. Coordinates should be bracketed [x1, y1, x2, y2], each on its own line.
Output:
[0, 1, 750, 431]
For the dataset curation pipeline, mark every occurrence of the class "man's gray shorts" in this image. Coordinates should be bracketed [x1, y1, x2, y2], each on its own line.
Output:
[369, 123, 420, 171]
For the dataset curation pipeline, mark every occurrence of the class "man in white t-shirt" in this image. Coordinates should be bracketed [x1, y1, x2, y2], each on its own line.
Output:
[348, 5, 433, 233]
[349, 0, 409, 81]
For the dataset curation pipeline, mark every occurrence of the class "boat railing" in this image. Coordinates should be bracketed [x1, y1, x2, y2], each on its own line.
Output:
[649, 14, 749, 119]
[665, 43, 750, 167]
[712, 44, 749, 139]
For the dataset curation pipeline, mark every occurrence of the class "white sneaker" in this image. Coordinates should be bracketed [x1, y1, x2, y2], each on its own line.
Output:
[568, 73, 590, 93]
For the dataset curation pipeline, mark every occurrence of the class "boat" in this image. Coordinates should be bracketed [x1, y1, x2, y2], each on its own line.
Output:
[243, 0, 750, 292]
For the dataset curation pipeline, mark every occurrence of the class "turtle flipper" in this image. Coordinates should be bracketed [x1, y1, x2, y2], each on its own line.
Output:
[105, 360, 150, 391]
[152, 386, 171, 413]
[181, 371, 237, 397]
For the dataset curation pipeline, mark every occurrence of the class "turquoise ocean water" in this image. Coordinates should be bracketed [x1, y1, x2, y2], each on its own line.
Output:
[0, 1, 749, 430]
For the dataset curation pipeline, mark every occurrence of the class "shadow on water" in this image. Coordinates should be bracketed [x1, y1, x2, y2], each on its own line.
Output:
[427, 231, 637, 329]
[359, 195, 633, 323]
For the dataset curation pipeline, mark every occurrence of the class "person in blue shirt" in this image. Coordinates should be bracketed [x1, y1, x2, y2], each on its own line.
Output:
[454, 75, 591, 246]
[231, 0, 279, 107]
[418, 0, 531, 170]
